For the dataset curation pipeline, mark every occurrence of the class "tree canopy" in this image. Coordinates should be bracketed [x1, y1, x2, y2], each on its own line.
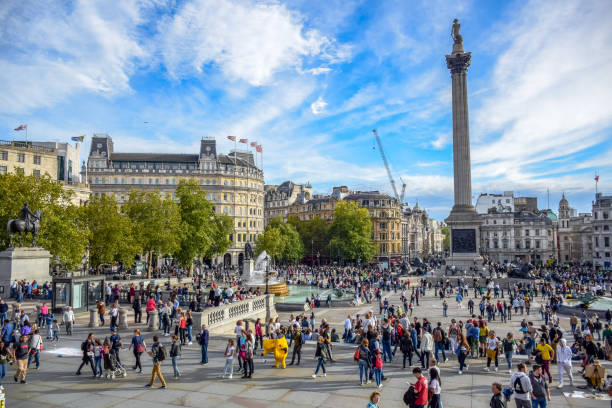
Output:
[328, 200, 376, 263]
[256, 217, 303, 265]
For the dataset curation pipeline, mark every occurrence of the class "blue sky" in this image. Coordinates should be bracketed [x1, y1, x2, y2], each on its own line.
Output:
[1, 0, 611, 220]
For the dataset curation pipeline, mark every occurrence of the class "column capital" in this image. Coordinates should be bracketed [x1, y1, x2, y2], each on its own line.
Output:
[446, 52, 471, 74]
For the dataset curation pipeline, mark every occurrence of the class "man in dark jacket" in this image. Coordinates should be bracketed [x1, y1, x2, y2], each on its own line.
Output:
[289, 324, 303, 365]
[490, 382, 504, 408]
[529, 364, 551, 407]
[198, 324, 209, 364]
[133, 295, 142, 324]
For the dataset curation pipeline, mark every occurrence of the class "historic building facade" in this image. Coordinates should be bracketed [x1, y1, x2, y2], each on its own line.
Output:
[0, 140, 57, 179]
[557, 194, 593, 263]
[264, 181, 312, 226]
[480, 210, 555, 265]
[401, 206, 444, 261]
[592, 193, 612, 270]
[85, 134, 264, 267]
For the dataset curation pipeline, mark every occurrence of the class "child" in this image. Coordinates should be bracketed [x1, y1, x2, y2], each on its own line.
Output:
[93, 339, 103, 378]
[45, 313, 54, 339]
[223, 339, 234, 379]
[374, 350, 383, 388]
[51, 319, 60, 342]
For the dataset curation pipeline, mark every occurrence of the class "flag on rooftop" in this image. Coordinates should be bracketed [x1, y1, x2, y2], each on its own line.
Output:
[71, 135, 85, 142]
[14, 124, 27, 131]
[250, 141, 257, 147]
[256, 145, 262, 153]
[239, 138, 248, 143]
[227, 135, 236, 141]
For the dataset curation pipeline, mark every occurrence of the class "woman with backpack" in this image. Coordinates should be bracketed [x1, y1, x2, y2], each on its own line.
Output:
[503, 332, 516, 374]
[399, 330, 414, 368]
[129, 329, 146, 373]
[242, 333, 254, 379]
[356, 339, 371, 385]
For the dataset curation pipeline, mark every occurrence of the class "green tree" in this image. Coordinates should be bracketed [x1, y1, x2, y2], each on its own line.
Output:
[123, 190, 180, 278]
[83, 195, 139, 270]
[254, 226, 282, 263]
[290, 216, 329, 261]
[204, 214, 233, 260]
[174, 180, 216, 274]
[441, 226, 450, 251]
[265, 218, 304, 264]
[329, 200, 376, 263]
[0, 172, 88, 269]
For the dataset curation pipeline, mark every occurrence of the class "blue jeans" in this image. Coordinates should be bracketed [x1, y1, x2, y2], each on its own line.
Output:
[27, 350, 40, 368]
[443, 308, 448, 317]
[458, 351, 467, 370]
[187, 326, 192, 342]
[382, 340, 393, 362]
[99, 314, 105, 325]
[172, 356, 180, 376]
[0, 363, 5, 385]
[531, 397, 547, 408]
[0, 313, 6, 326]
[435, 342, 446, 361]
[421, 350, 431, 369]
[201, 345, 208, 364]
[94, 356, 102, 376]
[374, 367, 382, 386]
[314, 357, 326, 375]
[505, 351, 513, 370]
[359, 360, 369, 383]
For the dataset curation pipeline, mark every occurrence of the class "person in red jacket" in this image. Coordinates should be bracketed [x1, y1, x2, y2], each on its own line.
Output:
[411, 367, 428, 408]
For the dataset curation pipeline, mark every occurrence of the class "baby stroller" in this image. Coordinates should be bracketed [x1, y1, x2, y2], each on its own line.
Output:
[103, 343, 127, 379]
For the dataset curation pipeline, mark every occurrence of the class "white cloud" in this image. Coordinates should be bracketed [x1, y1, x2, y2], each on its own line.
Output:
[306, 67, 332, 75]
[430, 132, 450, 149]
[0, 1, 148, 114]
[310, 96, 328, 115]
[158, 0, 347, 86]
[472, 1, 612, 176]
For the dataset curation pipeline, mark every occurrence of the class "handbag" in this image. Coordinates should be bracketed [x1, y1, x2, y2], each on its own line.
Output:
[136, 344, 144, 353]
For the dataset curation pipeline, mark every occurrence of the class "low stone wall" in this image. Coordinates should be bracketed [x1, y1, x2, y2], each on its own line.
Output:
[192, 294, 276, 334]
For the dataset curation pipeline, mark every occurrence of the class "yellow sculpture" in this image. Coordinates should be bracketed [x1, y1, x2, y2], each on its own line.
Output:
[262, 337, 289, 368]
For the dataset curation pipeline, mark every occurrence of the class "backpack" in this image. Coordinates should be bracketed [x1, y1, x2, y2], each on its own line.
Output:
[403, 386, 416, 406]
[156, 344, 167, 361]
[81, 341, 89, 352]
[503, 339, 514, 352]
[433, 328, 443, 343]
[353, 348, 360, 361]
[513, 375, 526, 394]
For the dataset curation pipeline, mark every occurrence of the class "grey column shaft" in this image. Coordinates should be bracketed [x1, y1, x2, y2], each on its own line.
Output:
[451, 70, 472, 208]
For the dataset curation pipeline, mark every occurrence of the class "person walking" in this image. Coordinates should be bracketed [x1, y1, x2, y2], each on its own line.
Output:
[503, 332, 516, 374]
[432, 322, 447, 363]
[399, 330, 414, 368]
[129, 329, 146, 373]
[93, 339, 103, 377]
[489, 383, 504, 408]
[556, 338, 574, 388]
[456, 332, 470, 374]
[198, 324, 209, 364]
[170, 335, 182, 378]
[75, 333, 94, 376]
[27, 329, 42, 370]
[289, 324, 303, 365]
[529, 364, 551, 408]
[0, 341, 12, 390]
[508, 363, 532, 408]
[243, 333, 254, 378]
[373, 350, 383, 389]
[254, 318, 263, 352]
[186, 311, 193, 345]
[428, 366, 442, 408]
[222, 338, 235, 379]
[146, 335, 167, 389]
[133, 295, 142, 324]
[63, 306, 75, 336]
[420, 329, 434, 370]
[535, 338, 554, 383]
[97, 301, 105, 326]
[411, 367, 428, 408]
[13, 334, 30, 384]
[312, 336, 328, 379]
[357, 339, 371, 385]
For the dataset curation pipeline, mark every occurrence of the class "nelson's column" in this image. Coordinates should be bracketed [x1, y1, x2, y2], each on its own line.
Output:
[444, 19, 483, 270]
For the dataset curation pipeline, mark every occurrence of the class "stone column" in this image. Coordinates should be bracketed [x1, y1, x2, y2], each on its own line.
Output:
[147, 311, 158, 332]
[89, 309, 99, 328]
[118, 308, 128, 330]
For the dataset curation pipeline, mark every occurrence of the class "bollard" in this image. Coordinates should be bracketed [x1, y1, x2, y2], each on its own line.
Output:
[147, 311, 159, 332]
[89, 309, 99, 328]
[118, 308, 128, 330]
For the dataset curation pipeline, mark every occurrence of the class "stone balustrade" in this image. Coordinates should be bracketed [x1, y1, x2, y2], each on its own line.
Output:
[192, 294, 275, 334]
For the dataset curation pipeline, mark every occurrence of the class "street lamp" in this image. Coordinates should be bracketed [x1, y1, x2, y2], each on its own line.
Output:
[264, 258, 269, 295]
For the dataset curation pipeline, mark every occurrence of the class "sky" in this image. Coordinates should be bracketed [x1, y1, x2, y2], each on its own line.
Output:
[1, 0, 611, 220]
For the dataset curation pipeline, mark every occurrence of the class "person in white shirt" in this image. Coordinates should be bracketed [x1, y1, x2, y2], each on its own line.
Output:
[62, 306, 75, 336]
[556, 338, 574, 388]
[508, 363, 533, 408]
[343, 315, 352, 342]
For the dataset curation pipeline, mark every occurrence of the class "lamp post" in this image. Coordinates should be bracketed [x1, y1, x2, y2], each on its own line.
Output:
[265, 258, 269, 295]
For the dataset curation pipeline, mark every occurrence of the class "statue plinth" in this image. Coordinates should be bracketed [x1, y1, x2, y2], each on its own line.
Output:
[0, 247, 51, 294]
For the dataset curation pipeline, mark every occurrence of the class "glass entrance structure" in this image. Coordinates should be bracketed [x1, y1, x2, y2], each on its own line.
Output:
[52, 275, 105, 313]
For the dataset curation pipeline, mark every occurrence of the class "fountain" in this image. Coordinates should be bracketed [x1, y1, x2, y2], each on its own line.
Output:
[243, 250, 290, 296]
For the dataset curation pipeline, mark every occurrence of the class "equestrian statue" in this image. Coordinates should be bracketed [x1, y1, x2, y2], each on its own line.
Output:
[6, 203, 42, 247]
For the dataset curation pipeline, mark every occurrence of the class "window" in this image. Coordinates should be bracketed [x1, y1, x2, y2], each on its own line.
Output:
[0, 166, 6, 174]
[166, 179, 169, 184]
[0, 151, 7, 160]
[16, 167, 24, 174]
[605, 237, 610, 247]
[131, 178, 136, 184]
[139, 179, 143, 184]
[536, 240, 540, 249]
[148, 178, 152, 184]
[17, 153, 25, 163]
[114, 178, 118, 184]
[33, 155, 41, 165]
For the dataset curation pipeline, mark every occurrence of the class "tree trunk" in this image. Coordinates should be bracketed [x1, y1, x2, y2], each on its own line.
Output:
[147, 250, 152, 280]
[188, 262, 193, 277]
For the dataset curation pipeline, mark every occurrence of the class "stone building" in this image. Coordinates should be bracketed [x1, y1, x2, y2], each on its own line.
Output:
[557, 194, 593, 263]
[0, 140, 57, 179]
[401, 206, 444, 260]
[475, 192, 515, 214]
[85, 134, 264, 268]
[264, 181, 312, 226]
[480, 210, 555, 265]
[592, 193, 612, 270]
